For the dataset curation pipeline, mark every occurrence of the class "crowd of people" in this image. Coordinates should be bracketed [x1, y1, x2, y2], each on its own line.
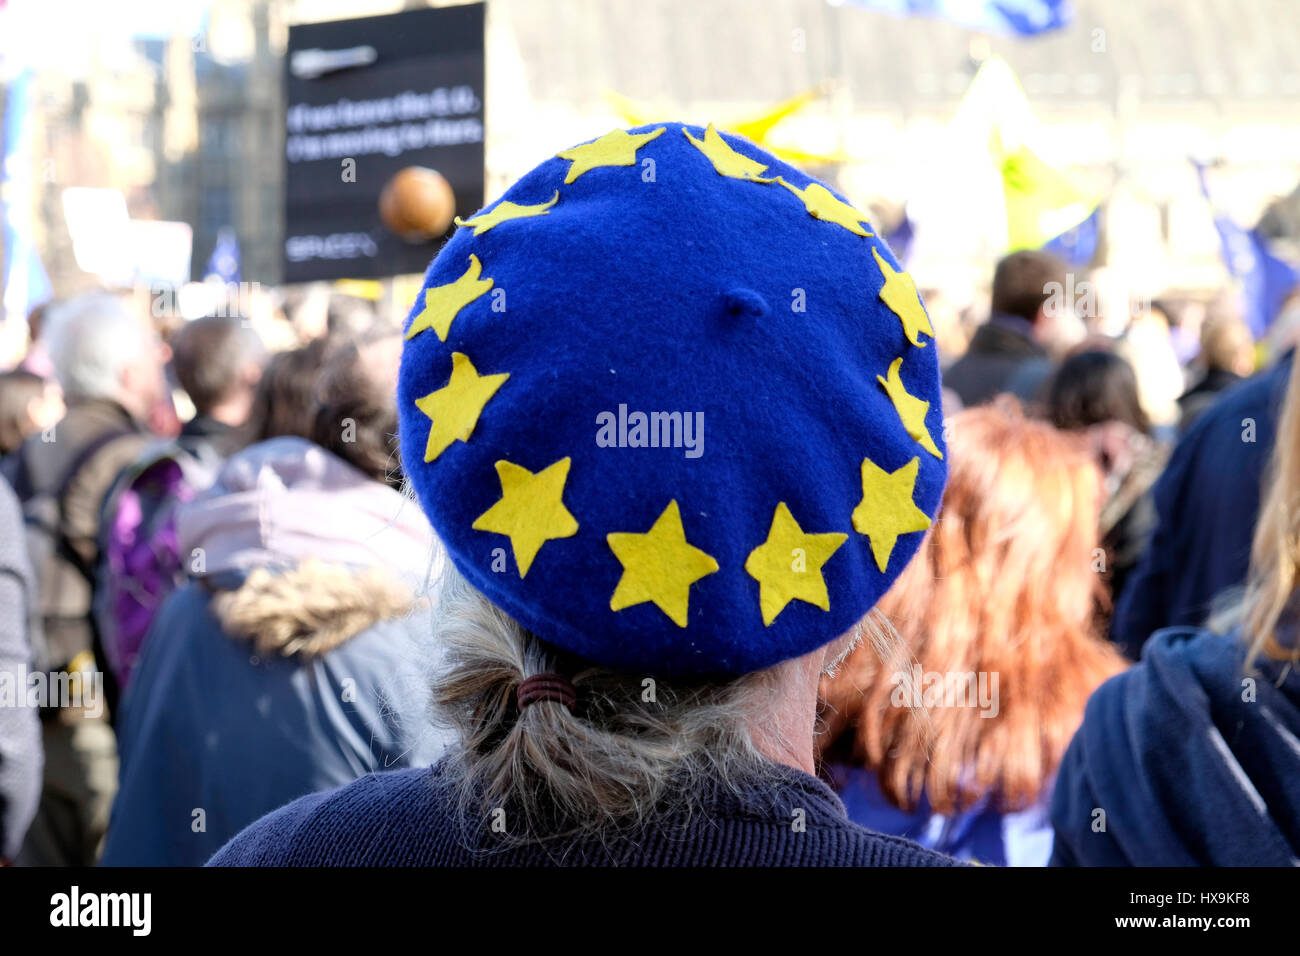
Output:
[1, 122, 1298, 867]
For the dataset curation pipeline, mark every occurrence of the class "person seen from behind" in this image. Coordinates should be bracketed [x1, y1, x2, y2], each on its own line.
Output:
[0, 369, 64, 459]
[1052, 350, 1300, 865]
[819, 399, 1127, 865]
[1046, 349, 1169, 612]
[4, 292, 166, 866]
[101, 327, 445, 866]
[0, 474, 42, 865]
[95, 316, 269, 694]
[1178, 312, 1256, 434]
[209, 123, 959, 867]
[942, 250, 1082, 408]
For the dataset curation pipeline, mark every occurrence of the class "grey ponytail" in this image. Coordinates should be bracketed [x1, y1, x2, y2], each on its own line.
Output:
[425, 562, 784, 844]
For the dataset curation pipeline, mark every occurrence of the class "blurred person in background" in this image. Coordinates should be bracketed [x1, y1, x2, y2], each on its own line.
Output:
[245, 336, 340, 445]
[281, 285, 329, 342]
[1178, 313, 1256, 434]
[1114, 303, 1185, 438]
[1051, 354, 1300, 865]
[325, 292, 381, 340]
[94, 316, 269, 697]
[0, 474, 43, 865]
[17, 302, 54, 379]
[1160, 298, 1204, 367]
[282, 286, 379, 344]
[1263, 290, 1300, 363]
[916, 286, 971, 371]
[819, 400, 1126, 865]
[0, 369, 64, 458]
[1111, 348, 1295, 660]
[101, 326, 444, 866]
[3, 292, 166, 866]
[943, 250, 1081, 407]
[165, 315, 268, 460]
[1047, 350, 1168, 612]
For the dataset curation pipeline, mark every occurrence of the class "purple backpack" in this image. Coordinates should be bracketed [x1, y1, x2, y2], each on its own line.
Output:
[94, 442, 222, 691]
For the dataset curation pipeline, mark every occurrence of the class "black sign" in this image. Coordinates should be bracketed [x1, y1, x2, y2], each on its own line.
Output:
[283, 3, 485, 282]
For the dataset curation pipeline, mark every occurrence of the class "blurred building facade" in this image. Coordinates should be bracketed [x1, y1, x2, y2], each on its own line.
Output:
[3, 0, 1299, 305]
[13, 0, 284, 292]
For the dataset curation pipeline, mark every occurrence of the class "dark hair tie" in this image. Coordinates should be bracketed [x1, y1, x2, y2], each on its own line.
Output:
[517, 673, 577, 711]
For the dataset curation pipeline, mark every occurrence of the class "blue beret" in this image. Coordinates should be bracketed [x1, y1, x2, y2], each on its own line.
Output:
[397, 122, 947, 676]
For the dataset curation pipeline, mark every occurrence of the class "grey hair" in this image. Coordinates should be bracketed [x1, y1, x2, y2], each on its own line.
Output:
[42, 293, 153, 400]
[423, 560, 792, 845]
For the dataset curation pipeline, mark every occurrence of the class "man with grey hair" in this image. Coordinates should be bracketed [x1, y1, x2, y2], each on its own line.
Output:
[4, 291, 166, 866]
[93, 314, 268, 697]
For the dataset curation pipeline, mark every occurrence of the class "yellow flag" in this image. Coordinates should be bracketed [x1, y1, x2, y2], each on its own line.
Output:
[601, 88, 851, 166]
[1000, 145, 1092, 251]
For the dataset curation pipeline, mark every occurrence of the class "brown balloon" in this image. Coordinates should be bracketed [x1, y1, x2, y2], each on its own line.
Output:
[379, 166, 457, 241]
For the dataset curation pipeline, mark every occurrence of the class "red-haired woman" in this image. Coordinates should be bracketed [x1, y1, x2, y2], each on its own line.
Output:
[819, 399, 1128, 865]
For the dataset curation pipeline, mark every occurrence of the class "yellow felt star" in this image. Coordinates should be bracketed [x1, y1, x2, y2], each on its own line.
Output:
[682, 123, 771, 181]
[556, 127, 666, 184]
[877, 357, 943, 459]
[607, 500, 719, 628]
[454, 190, 559, 236]
[413, 352, 509, 463]
[873, 247, 934, 347]
[775, 177, 874, 237]
[405, 254, 493, 342]
[852, 457, 931, 573]
[744, 502, 847, 626]
[472, 457, 579, 577]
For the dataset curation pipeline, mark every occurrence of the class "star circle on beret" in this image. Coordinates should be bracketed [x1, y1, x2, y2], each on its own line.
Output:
[414, 351, 509, 463]
[683, 122, 772, 182]
[607, 500, 719, 628]
[397, 122, 948, 675]
[851, 457, 932, 573]
[472, 457, 580, 578]
[873, 247, 935, 348]
[745, 503, 848, 626]
[878, 357, 944, 460]
[405, 254, 493, 342]
[556, 127, 666, 184]
[775, 176, 874, 236]
[454, 190, 559, 236]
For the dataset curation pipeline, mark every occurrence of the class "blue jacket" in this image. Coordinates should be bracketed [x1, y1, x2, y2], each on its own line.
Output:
[1111, 357, 1292, 658]
[100, 438, 449, 866]
[827, 763, 1054, 866]
[1050, 627, 1300, 865]
[207, 759, 962, 867]
[101, 579, 446, 866]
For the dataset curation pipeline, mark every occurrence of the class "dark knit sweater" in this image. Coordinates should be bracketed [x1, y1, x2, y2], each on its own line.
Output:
[208, 759, 961, 866]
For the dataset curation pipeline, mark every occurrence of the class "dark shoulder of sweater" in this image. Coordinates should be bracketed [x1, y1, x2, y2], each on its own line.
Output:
[207, 758, 962, 867]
